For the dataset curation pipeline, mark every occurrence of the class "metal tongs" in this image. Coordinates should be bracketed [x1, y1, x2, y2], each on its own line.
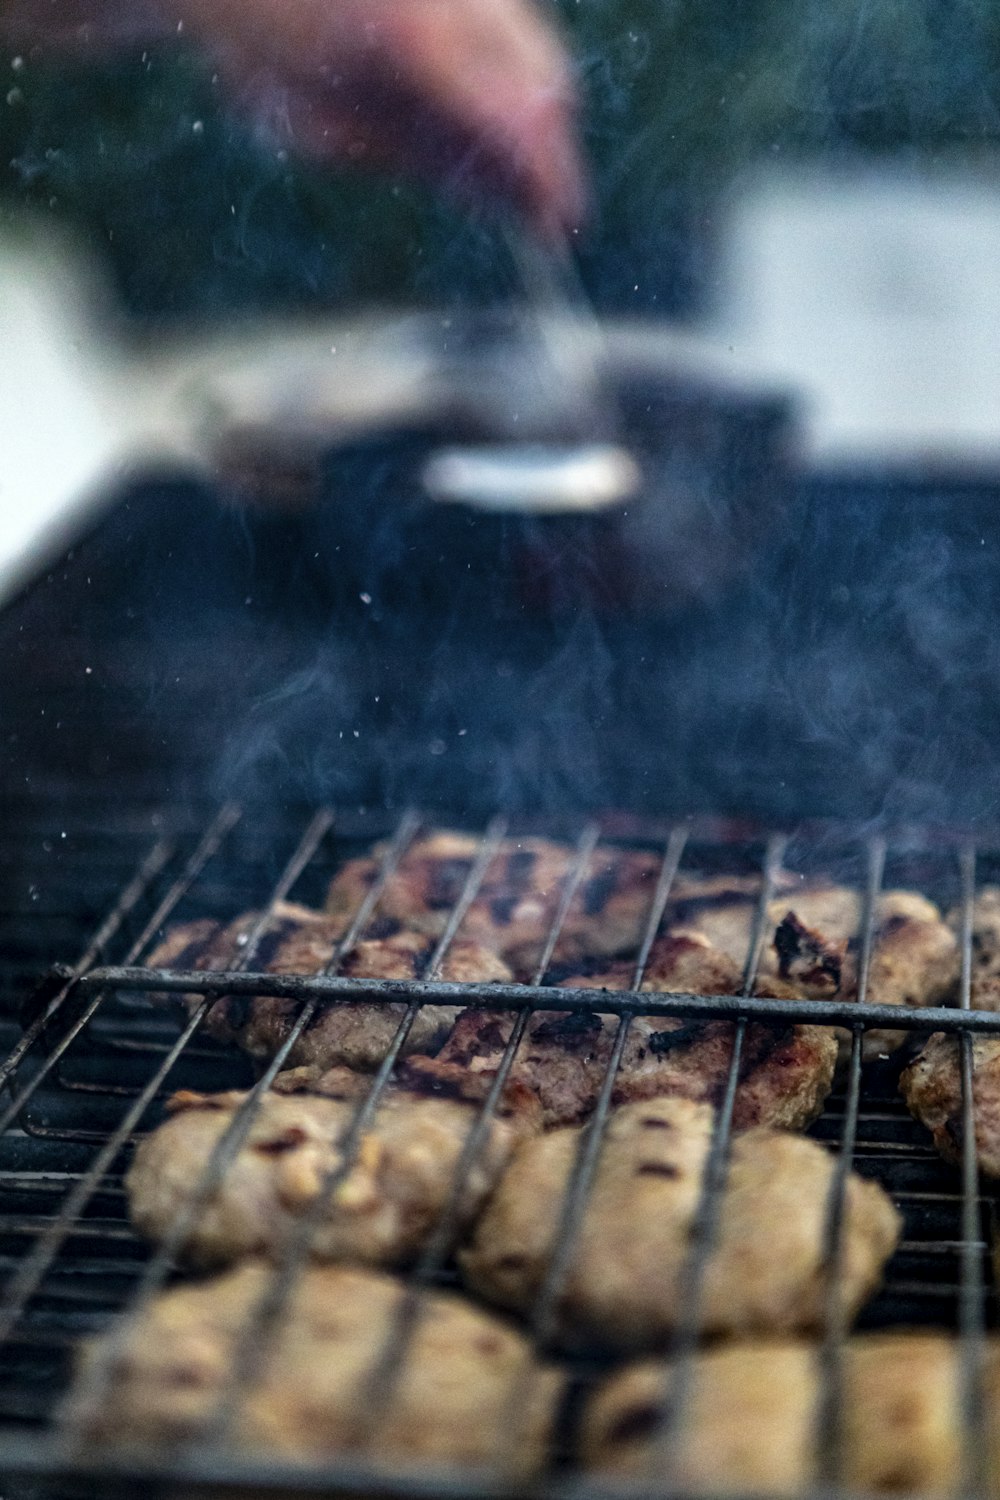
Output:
[421, 230, 641, 514]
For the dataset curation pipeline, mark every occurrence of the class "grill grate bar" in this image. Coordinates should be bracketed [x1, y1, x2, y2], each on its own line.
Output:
[53, 807, 347, 1440]
[527, 826, 690, 1357]
[0, 803, 243, 1139]
[816, 835, 885, 1483]
[0, 833, 179, 1094]
[0, 998, 213, 1347]
[185, 817, 510, 1452]
[647, 833, 788, 1483]
[345, 824, 604, 1453]
[957, 843, 988, 1493]
[67, 968, 1000, 1034]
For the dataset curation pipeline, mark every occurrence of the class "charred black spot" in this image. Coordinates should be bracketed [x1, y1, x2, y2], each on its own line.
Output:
[365, 914, 403, 941]
[533, 1011, 603, 1043]
[641, 1116, 672, 1129]
[164, 930, 221, 972]
[581, 866, 619, 917]
[254, 1126, 308, 1155]
[221, 995, 254, 1032]
[547, 955, 621, 985]
[426, 858, 474, 911]
[636, 1162, 680, 1178]
[490, 849, 539, 925]
[254, 919, 300, 972]
[773, 911, 843, 988]
[647, 1021, 709, 1055]
[607, 1403, 663, 1447]
[738, 1024, 796, 1080]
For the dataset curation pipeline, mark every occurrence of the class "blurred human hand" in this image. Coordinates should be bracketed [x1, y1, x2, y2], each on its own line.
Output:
[1, 0, 586, 239]
[184, 0, 586, 239]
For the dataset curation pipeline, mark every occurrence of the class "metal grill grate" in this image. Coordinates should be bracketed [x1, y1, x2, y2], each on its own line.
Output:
[1, 802, 999, 1499]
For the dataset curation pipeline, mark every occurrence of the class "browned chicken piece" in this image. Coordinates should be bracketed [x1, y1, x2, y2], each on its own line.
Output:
[145, 906, 511, 1070]
[772, 909, 848, 996]
[325, 831, 662, 974]
[63, 1262, 560, 1475]
[584, 1333, 995, 1497]
[674, 882, 957, 1061]
[460, 1096, 900, 1352]
[126, 1061, 540, 1270]
[548, 930, 837, 1131]
[900, 1032, 1000, 1178]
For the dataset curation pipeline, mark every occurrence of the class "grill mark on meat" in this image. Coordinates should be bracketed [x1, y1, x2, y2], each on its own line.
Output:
[606, 1403, 662, 1447]
[646, 1021, 713, 1056]
[547, 955, 626, 985]
[532, 1012, 604, 1043]
[151, 932, 219, 972]
[364, 915, 403, 941]
[426, 858, 473, 911]
[641, 1117, 672, 1129]
[738, 1025, 796, 1081]
[581, 867, 621, 917]
[221, 995, 254, 1032]
[636, 1162, 680, 1178]
[489, 850, 539, 925]
[256, 919, 304, 973]
[254, 1127, 308, 1155]
[669, 891, 763, 919]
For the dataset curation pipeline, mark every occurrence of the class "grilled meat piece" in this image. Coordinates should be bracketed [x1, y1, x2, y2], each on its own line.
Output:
[435, 1008, 614, 1129]
[126, 1061, 540, 1270]
[548, 931, 837, 1130]
[63, 1262, 560, 1475]
[146, 907, 511, 1070]
[584, 1334, 987, 1496]
[900, 1031, 1000, 1178]
[676, 883, 957, 1060]
[459, 1096, 900, 1351]
[325, 832, 662, 974]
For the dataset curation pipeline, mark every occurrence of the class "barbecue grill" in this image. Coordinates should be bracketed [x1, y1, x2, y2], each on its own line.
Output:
[1, 798, 997, 1499]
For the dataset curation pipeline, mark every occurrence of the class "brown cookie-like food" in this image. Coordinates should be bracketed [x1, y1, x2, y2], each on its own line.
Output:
[584, 1333, 986, 1497]
[64, 1262, 560, 1476]
[126, 1060, 541, 1269]
[460, 1096, 900, 1352]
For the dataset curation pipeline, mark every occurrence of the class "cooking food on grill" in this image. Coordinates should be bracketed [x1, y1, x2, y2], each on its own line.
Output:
[325, 831, 662, 972]
[948, 885, 1000, 1007]
[459, 1096, 900, 1351]
[436, 930, 837, 1129]
[146, 902, 511, 1069]
[582, 1342, 814, 1494]
[677, 881, 958, 1059]
[126, 1060, 541, 1269]
[583, 1333, 989, 1495]
[64, 1262, 559, 1474]
[899, 1031, 1000, 1177]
